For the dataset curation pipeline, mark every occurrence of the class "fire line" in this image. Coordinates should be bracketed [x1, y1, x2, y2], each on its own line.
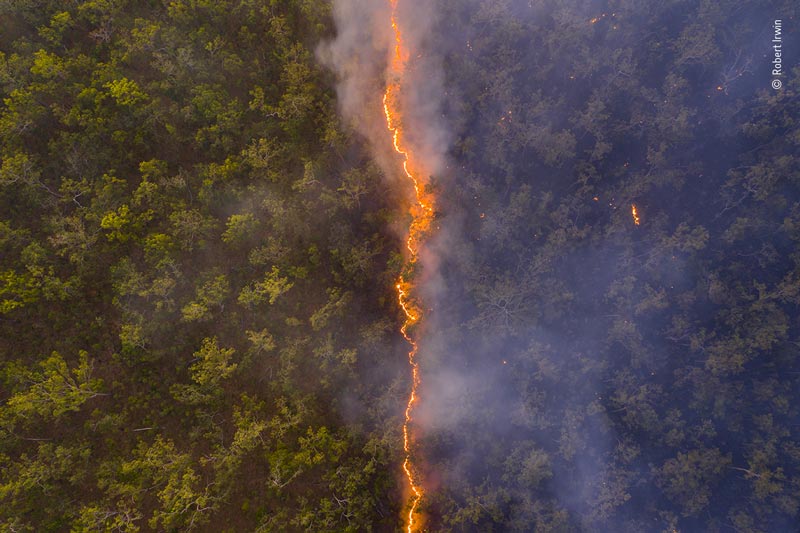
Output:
[382, 0, 435, 531]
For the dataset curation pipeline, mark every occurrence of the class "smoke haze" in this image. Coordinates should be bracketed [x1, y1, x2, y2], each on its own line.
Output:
[323, 0, 800, 530]
[318, 0, 450, 185]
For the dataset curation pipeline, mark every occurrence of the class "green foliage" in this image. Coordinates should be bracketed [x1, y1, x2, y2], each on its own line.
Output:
[221, 212, 258, 245]
[104, 78, 146, 107]
[171, 337, 236, 405]
[0, 0, 397, 529]
[3, 351, 102, 422]
[181, 274, 228, 322]
[238, 266, 294, 307]
[100, 205, 134, 242]
[0, 152, 39, 186]
[0, 269, 40, 313]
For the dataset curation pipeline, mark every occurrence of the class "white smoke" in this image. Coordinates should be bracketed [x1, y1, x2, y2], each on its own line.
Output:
[317, 0, 450, 185]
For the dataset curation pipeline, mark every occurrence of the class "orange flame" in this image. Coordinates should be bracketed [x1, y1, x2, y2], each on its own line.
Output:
[382, 1, 435, 531]
[631, 204, 641, 225]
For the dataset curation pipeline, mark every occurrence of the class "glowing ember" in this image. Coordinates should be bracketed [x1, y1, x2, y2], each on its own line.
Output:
[382, 1, 435, 531]
[589, 13, 605, 24]
[631, 204, 641, 225]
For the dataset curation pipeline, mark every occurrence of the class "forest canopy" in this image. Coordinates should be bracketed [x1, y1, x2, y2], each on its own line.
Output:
[1, 0, 800, 532]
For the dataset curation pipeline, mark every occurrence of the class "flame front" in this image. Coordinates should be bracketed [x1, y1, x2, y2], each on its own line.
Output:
[631, 204, 641, 225]
[382, 1, 435, 531]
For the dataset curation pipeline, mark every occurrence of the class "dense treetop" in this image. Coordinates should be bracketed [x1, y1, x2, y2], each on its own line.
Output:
[421, 1, 800, 531]
[1, 0, 799, 532]
[1, 1, 403, 531]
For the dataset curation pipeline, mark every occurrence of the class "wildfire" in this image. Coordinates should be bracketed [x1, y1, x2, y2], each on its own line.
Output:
[382, 1, 435, 531]
[631, 204, 641, 225]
